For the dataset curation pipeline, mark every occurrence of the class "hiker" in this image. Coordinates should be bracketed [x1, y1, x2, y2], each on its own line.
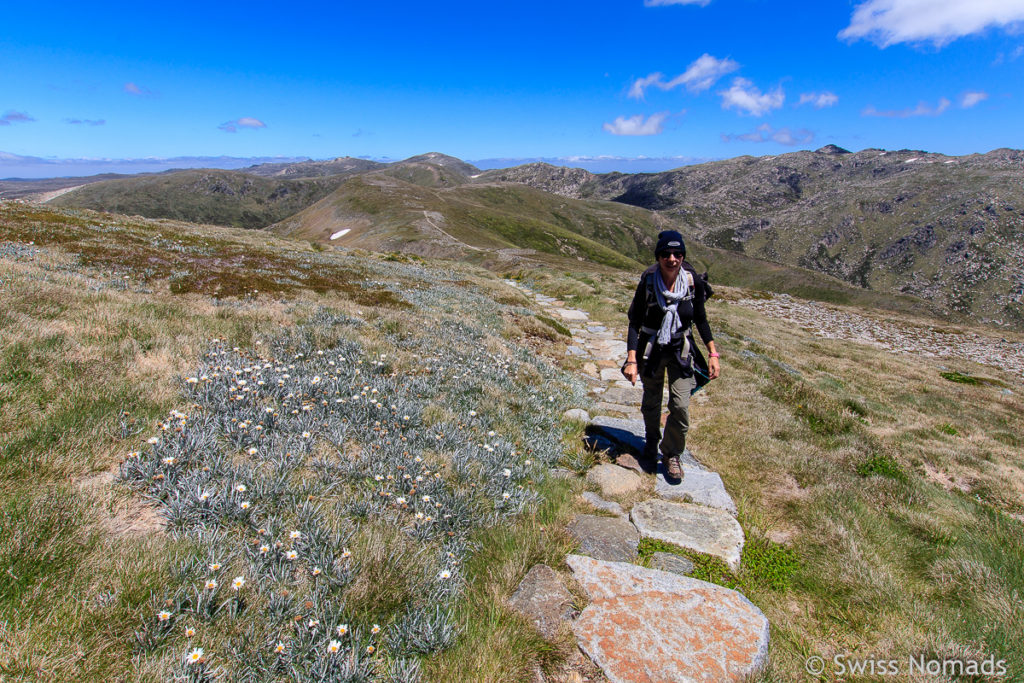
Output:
[622, 230, 719, 481]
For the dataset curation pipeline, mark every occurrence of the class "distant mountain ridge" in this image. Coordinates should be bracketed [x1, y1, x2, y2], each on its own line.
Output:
[43, 146, 1024, 329]
[481, 146, 1024, 328]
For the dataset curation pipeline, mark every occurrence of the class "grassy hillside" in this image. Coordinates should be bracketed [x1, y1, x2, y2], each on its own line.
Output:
[2, 202, 1023, 680]
[269, 174, 666, 270]
[50, 169, 351, 229]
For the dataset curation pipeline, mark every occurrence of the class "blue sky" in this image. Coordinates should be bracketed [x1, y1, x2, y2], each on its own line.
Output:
[2, 0, 1023, 176]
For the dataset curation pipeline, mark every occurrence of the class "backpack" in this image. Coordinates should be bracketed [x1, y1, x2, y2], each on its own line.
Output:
[638, 261, 713, 394]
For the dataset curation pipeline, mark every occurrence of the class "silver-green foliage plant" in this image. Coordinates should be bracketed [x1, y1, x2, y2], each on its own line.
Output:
[118, 298, 576, 680]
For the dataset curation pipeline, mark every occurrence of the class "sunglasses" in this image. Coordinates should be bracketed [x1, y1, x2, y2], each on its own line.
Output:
[659, 251, 685, 260]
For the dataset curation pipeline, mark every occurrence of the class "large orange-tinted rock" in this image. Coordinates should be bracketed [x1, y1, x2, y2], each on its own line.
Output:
[566, 554, 769, 683]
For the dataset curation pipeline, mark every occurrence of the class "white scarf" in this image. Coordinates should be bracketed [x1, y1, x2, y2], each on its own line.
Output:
[655, 269, 691, 346]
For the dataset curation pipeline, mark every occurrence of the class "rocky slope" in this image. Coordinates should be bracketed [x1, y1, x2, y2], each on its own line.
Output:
[479, 147, 1024, 328]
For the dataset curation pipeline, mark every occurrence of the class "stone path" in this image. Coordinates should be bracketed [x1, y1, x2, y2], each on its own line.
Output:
[504, 280, 768, 682]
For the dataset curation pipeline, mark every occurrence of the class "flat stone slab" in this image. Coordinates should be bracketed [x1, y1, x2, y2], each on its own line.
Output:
[508, 564, 576, 639]
[591, 402, 639, 418]
[597, 386, 643, 405]
[567, 555, 769, 683]
[600, 368, 623, 381]
[586, 463, 644, 496]
[555, 308, 589, 321]
[650, 552, 695, 576]
[567, 514, 639, 563]
[656, 463, 737, 515]
[581, 491, 626, 517]
[630, 499, 745, 572]
[589, 340, 628, 361]
[566, 345, 588, 357]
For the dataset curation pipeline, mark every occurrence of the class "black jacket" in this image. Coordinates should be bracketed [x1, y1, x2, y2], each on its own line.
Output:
[626, 262, 714, 389]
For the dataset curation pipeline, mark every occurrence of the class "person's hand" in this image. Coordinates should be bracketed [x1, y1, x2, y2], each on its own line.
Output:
[708, 356, 720, 380]
[622, 361, 639, 386]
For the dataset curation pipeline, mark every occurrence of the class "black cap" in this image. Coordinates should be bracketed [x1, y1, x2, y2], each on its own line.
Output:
[655, 230, 685, 257]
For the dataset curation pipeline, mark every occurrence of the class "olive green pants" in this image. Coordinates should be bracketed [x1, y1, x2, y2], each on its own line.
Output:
[640, 354, 696, 458]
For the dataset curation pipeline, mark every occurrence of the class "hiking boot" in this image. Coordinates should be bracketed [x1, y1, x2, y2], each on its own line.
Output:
[664, 454, 683, 481]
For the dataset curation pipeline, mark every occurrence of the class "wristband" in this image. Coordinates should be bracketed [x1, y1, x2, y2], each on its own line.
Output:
[709, 353, 720, 358]
[624, 361, 637, 366]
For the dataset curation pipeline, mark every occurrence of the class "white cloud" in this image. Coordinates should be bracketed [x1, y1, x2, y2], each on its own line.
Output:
[722, 123, 814, 146]
[602, 112, 670, 136]
[719, 78, 785, 116]
[629, 54, 739, 99]
[798, 91, 839, 108]
[629, 73, 667, 99]
[862, 97, 951, 117]
[219, 117, 267, 133]
[960, 91, 989, 108]
[644, 0, 712, 6]
[839, 0, 1024, 47]
[236, 117, 266, 128]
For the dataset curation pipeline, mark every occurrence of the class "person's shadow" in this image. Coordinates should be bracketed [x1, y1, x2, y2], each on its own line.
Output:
[583, 423, 660, 475]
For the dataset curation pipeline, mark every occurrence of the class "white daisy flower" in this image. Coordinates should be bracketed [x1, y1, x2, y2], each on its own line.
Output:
[232, 576, 246, 590]
[187, 647, 204, 664]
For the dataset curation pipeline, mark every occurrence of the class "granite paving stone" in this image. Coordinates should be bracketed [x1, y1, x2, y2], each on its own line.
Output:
[630, 499, 745, 571]
[655, 463, 737, 515]
[567, 514, 639, 563]
[567, 555, 769, 683]
[586, 463, 644, 496]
